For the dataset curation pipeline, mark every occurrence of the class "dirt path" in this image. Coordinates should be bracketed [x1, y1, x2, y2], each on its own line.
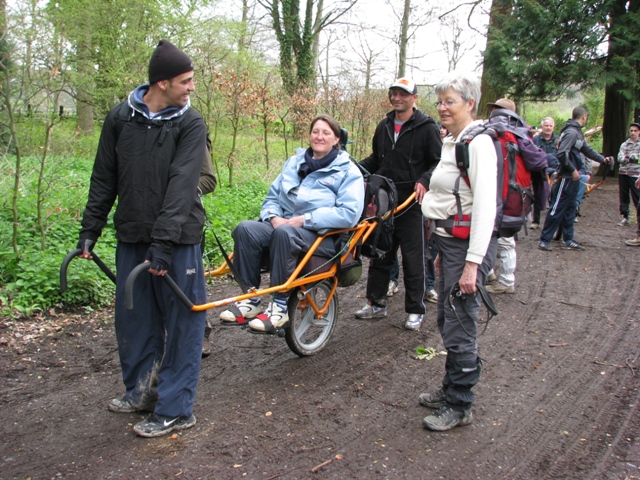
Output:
[2, 181, 640, 480]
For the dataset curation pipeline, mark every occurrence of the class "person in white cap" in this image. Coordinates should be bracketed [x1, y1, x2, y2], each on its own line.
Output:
[355, 77, 442, 331]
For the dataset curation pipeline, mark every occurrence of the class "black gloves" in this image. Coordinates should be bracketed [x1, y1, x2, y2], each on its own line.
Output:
[77, 238, 95, 253]
[146, 244, 172, 272]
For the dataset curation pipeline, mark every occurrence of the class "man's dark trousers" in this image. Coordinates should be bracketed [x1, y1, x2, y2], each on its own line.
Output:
[114, 242, 206, 418]
[365, 203, 427, 314]
[540, 177, 579, 243]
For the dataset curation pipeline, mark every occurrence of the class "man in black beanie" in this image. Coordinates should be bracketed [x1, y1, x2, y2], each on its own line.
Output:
[76, 39, 209, 438]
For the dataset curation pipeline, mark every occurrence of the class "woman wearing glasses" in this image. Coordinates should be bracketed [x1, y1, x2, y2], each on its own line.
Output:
[420, 74, 498, 432]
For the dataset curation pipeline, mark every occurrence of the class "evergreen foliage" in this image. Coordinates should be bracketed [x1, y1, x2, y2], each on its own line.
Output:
[482, 0, 608, 103]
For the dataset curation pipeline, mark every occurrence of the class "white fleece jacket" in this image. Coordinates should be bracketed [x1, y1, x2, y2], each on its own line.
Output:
[422, 120, 497, 265]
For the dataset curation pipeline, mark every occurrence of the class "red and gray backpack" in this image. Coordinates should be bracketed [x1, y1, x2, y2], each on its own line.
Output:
[438, 110, 547, 239]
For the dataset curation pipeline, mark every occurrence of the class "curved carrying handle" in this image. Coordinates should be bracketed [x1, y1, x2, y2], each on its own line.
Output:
[60, 249, 117, 292]
[124, 262, 194, 311]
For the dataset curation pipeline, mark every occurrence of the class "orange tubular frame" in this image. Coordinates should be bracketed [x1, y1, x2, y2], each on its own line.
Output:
[197, 193, 417, 313]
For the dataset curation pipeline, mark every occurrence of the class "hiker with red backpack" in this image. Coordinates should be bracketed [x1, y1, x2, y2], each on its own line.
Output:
[419, 74, 499, 432]
[538, 107, 613, 252]
[483, 98, 549, 294]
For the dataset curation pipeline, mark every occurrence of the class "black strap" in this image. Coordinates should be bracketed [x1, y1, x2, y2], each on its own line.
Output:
[445, 281, 498, 336]
[212, 231, 250, 293]
[115, 104, 185, 146]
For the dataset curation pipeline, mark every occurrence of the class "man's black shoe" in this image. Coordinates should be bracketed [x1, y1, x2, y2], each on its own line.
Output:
[133, 413, 196, 438]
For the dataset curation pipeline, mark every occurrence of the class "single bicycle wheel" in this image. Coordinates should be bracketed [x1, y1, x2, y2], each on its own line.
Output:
[285, 280, 338, 356]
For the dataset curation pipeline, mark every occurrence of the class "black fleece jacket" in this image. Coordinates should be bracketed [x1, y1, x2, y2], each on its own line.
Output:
[556, 119, 606, 178]
[80, 102, 208, 251]
[359, 108, 441, 202]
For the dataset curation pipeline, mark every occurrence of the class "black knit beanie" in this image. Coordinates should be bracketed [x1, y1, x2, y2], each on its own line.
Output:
[148, 40, 194, 84]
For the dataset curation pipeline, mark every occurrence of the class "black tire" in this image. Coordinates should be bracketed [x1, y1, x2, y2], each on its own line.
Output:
[285, 280, 338, 357]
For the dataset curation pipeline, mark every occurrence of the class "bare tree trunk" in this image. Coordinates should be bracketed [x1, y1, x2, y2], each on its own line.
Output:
[478, 0, 512, 119]
[238, 0, 249, 52]
[37, 89, 62, 250]
[76, 32, 94, 134]
[601, 0, 638, 160]
[3, 70, 23, 256]
[261, 0, 357, 95]
[397, 0, 410, 77]
[0, 0, 22, 255]
[312, 0, 323, 63]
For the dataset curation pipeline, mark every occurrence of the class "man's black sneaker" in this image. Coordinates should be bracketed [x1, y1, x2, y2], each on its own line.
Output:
[423, 404, 472, 431]
[562, 240, 584, 250]
[133, 413, 197, 438]
[418, 388, 447, 408]
[108, 396, 156, 413]
[538, 241, 552, 251]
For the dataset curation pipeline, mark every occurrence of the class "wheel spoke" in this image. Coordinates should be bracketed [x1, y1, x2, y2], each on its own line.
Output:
[295, 310, 314, 337]
[310, 316, 330, 327]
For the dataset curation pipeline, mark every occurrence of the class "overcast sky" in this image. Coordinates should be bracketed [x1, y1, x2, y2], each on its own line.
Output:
[329, 0, 489, 88]
[217, 0, 490, 90]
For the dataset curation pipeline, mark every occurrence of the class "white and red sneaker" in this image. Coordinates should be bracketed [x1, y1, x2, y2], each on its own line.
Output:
[248, 301, 289, 332]
[219, 299, 262, 324]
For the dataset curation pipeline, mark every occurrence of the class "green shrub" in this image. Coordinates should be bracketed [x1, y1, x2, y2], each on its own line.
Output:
[0, 154, 117, 317]
[0, 153, 271, 317]
[0, 116, 295, 318]
[201, 181, 269, 268]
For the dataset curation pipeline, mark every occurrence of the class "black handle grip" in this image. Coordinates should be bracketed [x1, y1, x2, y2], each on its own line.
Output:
[124, 263, 194, 311]
[125, 262, 151, 310]
[60, 249, 116, 292]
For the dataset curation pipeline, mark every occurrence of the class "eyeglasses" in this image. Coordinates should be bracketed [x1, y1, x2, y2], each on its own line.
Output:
[434, 100, 461, 109]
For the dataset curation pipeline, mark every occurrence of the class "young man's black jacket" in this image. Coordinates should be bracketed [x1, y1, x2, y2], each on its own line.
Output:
[359, 108, 441, 202]
[556, 118, 605, 178]
[80, 102, 208, 251]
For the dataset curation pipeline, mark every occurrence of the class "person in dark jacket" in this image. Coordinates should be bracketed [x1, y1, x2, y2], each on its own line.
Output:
[538, 106, 612, 251]
[77, 40, 209, 438]
[355, 77, 442, 331]
[532, 117, 559, 229]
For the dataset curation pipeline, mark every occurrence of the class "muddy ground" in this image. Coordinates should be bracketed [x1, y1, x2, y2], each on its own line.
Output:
[2, 181, 640, 480]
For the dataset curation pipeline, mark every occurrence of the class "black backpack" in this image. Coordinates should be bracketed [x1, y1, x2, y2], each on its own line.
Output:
[339, 129, 398, 259]
[360, 174, 398, 258]
[113, 102, 215, 196]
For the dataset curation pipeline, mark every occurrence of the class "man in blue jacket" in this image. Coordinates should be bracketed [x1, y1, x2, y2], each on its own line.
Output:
[77, 40, 208, 438]
[538, 107, 612, 251]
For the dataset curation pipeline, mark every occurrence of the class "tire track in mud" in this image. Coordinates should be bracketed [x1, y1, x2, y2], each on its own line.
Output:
[6, 184, 640, 480]
[195, 284, 423, 476]
[459, 226, 640, 479]
[197, 273, 439, 479]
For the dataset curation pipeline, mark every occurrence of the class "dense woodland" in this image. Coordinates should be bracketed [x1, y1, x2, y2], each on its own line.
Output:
[0, 0, 638, 316]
